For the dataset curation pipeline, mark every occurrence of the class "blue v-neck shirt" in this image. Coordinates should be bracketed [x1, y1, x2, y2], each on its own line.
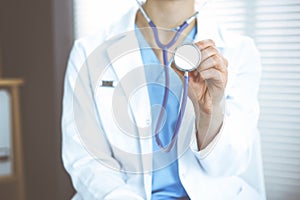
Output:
[135, 26, 196, 200]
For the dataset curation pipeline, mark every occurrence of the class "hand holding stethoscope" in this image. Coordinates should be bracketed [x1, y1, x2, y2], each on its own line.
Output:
[174, 40, 228, 116]
[184, 40, 228, 149]
[189, 40, 228, 114]
[172, 40, 228, 150]
[136, 0, 228, 151]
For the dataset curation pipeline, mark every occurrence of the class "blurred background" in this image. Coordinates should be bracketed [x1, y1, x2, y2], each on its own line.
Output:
[0, 0, 299, 199]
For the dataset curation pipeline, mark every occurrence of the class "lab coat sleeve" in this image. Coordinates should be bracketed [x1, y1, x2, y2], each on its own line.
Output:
[191, 37, 262, 177]
[62, 41, 145, 200]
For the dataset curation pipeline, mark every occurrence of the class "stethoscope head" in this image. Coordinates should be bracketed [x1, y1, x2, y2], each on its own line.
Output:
[173, 43, 202, 72]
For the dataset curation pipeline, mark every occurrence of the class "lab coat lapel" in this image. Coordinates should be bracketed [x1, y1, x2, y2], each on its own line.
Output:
[106, 31, 153, 197]
[194, 11, 226, 48]
[106, 31, 152, 137]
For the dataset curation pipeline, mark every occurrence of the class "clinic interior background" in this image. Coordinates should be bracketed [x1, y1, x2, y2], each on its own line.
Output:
[75, 1, 300, 199]
[0, 0, 299, 199]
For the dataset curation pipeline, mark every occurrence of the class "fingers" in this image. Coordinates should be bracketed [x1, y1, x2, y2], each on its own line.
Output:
[199, 54, 228, 72]
[201, 46, 219, 61]
[199, 68, 225, 83]
[190, 67, 226, 84]
[188, 39, 228, 85]
[192, 39, 228, 74]
[195, 39, 216, 50]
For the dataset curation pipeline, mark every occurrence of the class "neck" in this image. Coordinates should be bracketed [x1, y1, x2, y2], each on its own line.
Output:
[135, 0, 197, 64]
[142, 0, 196, 29]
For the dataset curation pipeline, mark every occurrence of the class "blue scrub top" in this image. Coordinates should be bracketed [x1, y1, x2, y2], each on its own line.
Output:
[135, 25, 196, 200]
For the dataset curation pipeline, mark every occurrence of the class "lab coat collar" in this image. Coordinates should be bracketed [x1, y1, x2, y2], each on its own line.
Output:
[105, 5, 150, 144]
[105, 30, 152, 149]
[104, 6, 139, 41]
[194, 10, 226, 48]
[106, 14, 153, 199]
[105, 6, 142, 84]
[105, 5, 226, 48]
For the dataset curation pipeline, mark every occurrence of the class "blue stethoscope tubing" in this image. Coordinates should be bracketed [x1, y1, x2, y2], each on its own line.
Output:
[136, 1, 199, 152]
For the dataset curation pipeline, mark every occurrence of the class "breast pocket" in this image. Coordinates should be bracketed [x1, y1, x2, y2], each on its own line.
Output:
[95, 83, 142, 155]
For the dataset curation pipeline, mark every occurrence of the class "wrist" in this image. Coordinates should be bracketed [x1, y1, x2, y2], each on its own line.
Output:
[195, 103, 224, 150]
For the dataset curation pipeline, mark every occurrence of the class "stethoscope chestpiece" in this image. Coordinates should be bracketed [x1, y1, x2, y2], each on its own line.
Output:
[173, 43, 202, 72]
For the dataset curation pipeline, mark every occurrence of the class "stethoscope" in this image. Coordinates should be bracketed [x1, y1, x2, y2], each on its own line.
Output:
[136, 1, 202, 152]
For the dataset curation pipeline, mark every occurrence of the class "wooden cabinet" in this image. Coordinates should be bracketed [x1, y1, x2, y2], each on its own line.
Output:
[0, 79, 25, 200]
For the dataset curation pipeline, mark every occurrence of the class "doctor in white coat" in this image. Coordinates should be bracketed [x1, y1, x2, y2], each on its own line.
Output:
[62, 0, 266, 199]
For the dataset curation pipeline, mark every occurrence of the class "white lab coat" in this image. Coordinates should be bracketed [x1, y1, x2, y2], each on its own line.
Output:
[62, 6, 266, 200]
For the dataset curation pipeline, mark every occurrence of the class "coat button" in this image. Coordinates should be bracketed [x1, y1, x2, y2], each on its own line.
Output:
[181, 172, 186, 178]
